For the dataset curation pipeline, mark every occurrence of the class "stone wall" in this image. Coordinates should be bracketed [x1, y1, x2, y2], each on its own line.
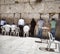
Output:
[0, 0, 60, 38]
[0, 0, 60, 18]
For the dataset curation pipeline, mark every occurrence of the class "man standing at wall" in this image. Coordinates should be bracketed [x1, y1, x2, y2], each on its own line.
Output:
[18, 18, 25, 36]
[37, 18, 44, 42]
[0, 18, 6, 34]
[30, 18, 36, 37]
[50, 18, 56, 39]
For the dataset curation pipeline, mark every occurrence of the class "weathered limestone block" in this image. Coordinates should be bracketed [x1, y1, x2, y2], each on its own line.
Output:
[1, 13, 8, 18]
[44, 0, 55, 2]
[0, 5, 6, 13]
[44, 2, 55, 13]
[24, 3, 33, 13]
[22, 13, 40, 19]
[15, 0, 29, 3]
[54, 3, 60, 13]
[52, 14, 59, 20]
[41, 14, 49, 20]
[7, 14, 14, 18]
[32, 3, 44, 13]
[0, 0, 60, 13]
[21, 13, 40, 23]
[30, 0, 35, 2]
[44, 2, 60, 13]
[5, 0, 14, 4]
[14, 18, 19, 24]
[0, 6, 1, 13]
[14, 0, 36, 3]
[10, 4, 25, 13]
[15, 13, 20, 18]
[0, 0, 4, 4]
[0, 4, 25, 13]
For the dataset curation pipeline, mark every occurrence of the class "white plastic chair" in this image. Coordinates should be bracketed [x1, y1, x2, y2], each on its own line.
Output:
[47, 32, 60, 52]
[23, 25, 30, 37]
[10, 25, 16, 36]
[15, 27, 20, 36]
[1, 26, 5, 35]
[3, 24, 11, 35]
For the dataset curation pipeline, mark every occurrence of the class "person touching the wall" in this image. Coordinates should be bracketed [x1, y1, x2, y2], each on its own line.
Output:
[37, 17, 44, 42]
[30, 18, 36, 37]
[18, 18, 25, 36]
[50, 18, 56, 40]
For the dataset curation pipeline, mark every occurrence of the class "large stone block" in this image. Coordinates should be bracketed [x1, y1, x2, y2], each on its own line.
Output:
[44, 0, 55, 1]
[22, 13, 40, 19]
[15, 13, 20, 18]
[0, 0, 60, 13]
[1, 13, 8, 18]
[7, 13, 14, 18]
[33, 3, 44, 13]
[0, 0, 4, 4]
[14, 0, 35, 3]
[41, 14, 49, 20]
[23, 3, 44, 13]
[44, 2, 60, 13]
[4, 0, 14, 4]
[0, 4, 25, 13]
[10, 4, 25, 13]
[15, 0, 29, 3]
[52, 14, 59, 20]
[0, 5, 9, 13]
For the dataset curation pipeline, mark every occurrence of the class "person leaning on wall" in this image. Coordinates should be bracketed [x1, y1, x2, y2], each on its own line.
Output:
[50, 18, 56, 40]
[18, 18, 25, 37]
[0, 18, 6, 34]
[37, 17, 45, 42]
[29, 18, 36, 37]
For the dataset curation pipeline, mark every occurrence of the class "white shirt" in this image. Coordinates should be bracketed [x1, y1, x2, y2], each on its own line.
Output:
[18, 19, 25, 25]
[11, 25, 17, 31]
[0, 20, 6, 26]
[3, 24, 11, 32]
[23, 25, 30, 33]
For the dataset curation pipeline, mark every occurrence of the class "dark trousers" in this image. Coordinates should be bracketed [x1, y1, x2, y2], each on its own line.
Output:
[0, 25, 2, 34]
[30, 27, 35, 37]
[19, 25, 23, 37]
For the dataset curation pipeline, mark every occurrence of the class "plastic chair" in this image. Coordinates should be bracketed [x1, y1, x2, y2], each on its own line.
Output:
[15, 27, 20, 36]
[47, 32, 60, 52]
[23, 25, 30, 37]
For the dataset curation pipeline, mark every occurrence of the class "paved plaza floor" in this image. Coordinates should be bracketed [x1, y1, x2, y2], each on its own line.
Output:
[0, 35, 60, 54]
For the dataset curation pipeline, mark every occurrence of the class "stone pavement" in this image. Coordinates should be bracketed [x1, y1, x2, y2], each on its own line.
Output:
[0, 35, 60, 54]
